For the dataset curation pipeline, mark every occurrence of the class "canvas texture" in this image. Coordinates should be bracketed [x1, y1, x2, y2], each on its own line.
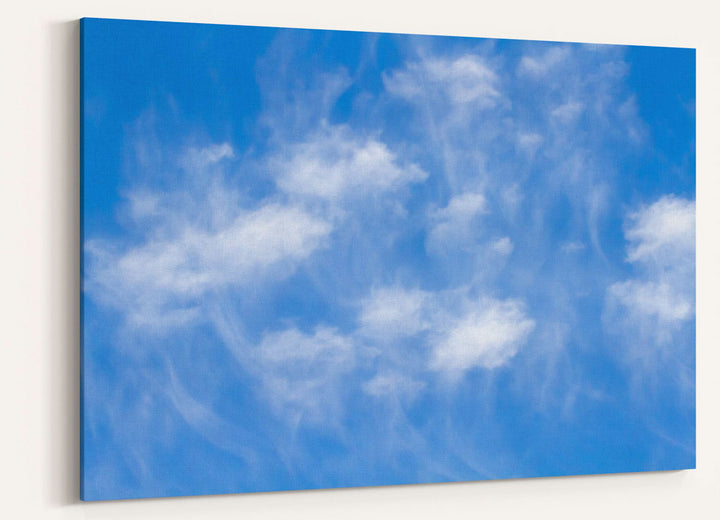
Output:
[80, 17, 696, 501]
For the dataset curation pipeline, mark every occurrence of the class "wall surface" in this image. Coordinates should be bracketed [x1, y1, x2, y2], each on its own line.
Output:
[1, 1, 718, 518]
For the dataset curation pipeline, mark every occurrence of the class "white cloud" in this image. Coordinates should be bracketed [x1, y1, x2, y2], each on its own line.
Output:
[86, 142, 333, 331]
[357, 283, 536, 390]
[587, 183, 609, 258]
[223, 281, 538, 425]
[517, 46, 571, 77]
[384, 55, 501, 108]
[516, 132, 544, 156]
[256, 47, 353, 139]
[426, 192, 487, 252]
[383, 52, 508, 201]
[490, 237, 514, 256]
[272, 124, 427, 201]
[125, 191, 161, 221]
[500, 184, 523, 221]
[182, 142, 234, 170]
[259, 326, 353, 364]
[254, 326, 356, 424]
[362, 371, 425, 400]
[430, 299, 535, 377]
[551, 100, 584, 124]
[359, 286, 430, 338]
[437, 192, 487, 221]
[100, 203, 329, 295]
[607, 281, 692, 323]
[561, 241, 586, 253]
[605, 195, 695, 350]
[624, 195, 695, 265]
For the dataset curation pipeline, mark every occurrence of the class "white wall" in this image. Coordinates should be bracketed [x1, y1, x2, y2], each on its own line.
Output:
[1, 1, 718, 518]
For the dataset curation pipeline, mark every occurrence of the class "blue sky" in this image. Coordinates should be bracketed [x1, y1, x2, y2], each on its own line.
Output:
[80, 18, 696, 501]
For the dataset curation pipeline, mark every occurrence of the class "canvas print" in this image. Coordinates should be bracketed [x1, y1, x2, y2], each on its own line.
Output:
[80, 18, 696, 500]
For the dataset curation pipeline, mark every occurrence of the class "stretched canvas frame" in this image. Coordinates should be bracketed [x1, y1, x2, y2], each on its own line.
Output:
[80, 17, 696, 501]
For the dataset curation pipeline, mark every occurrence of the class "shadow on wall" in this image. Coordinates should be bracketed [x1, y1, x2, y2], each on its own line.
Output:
[45, 19, 80, 506]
